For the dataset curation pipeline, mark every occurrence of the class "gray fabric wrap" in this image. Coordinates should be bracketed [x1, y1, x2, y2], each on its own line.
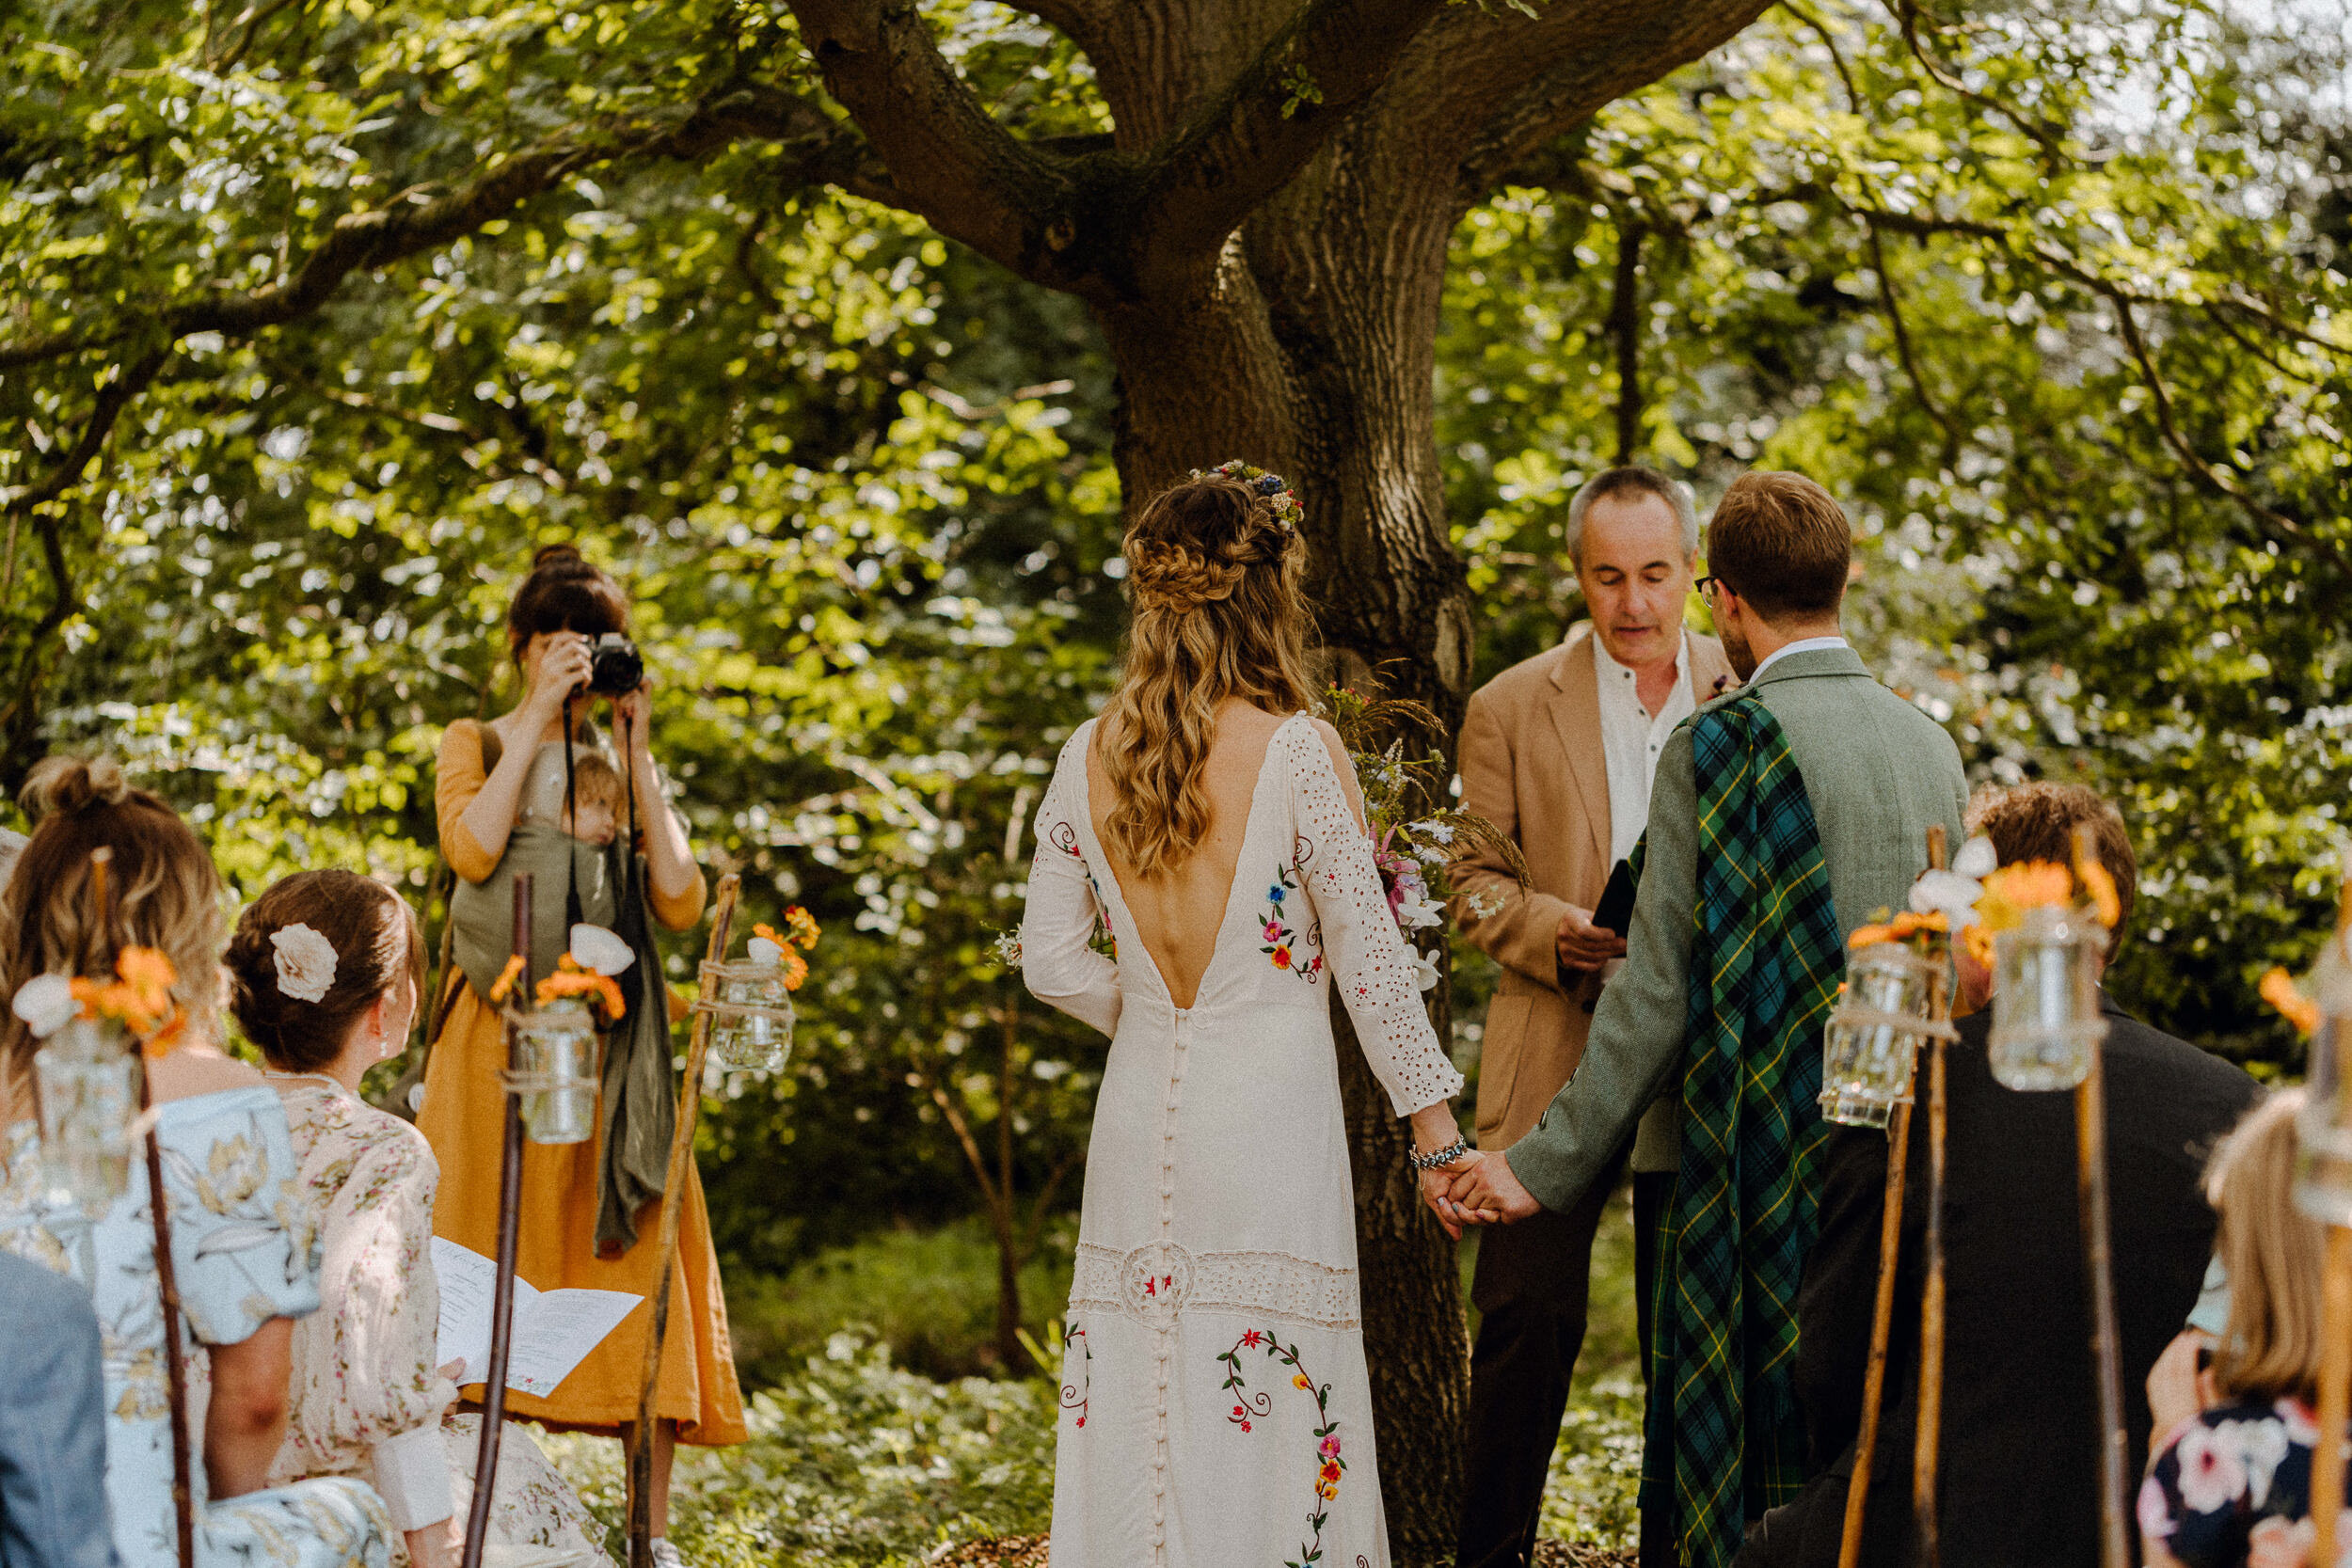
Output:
[448, 822, 676, 1254]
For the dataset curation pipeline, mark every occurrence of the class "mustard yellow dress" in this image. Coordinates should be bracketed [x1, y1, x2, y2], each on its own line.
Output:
[419, 719, 746, 1445]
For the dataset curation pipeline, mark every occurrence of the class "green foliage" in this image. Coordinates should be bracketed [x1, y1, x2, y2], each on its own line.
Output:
[726, 1217, 1075, 1387]
[1439, 3, 2351, 1069]
[541, 1333, 1057, 1567]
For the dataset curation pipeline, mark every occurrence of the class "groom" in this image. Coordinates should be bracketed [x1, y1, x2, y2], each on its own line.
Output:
[1451, 470, 1966, 1568]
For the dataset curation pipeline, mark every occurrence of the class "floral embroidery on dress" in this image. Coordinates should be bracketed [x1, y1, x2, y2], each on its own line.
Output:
[1218, 1327, 1345, 1566]
[1059, 1323, 1091, 1429]
[1258, 863, 1326, 982]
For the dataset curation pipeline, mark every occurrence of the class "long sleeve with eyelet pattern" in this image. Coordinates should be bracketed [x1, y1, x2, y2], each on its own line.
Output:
[1284, 723, 1464, 1118]
[1020, 759, 1123, 1037]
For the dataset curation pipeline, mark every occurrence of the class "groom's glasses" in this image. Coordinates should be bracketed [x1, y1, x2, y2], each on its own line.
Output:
[1693, 575, 1721, 600]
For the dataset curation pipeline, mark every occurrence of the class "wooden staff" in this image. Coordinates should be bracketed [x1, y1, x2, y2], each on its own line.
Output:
[628, 872, 741, 1568]
[2070, 824, 2130, 1568]
[462, 873, 533, 1568]
[1913, 887, 1951, 1564]
[1836, 1097, 1915, 1568]
[2309, 870, 2352, 1568]
[95, 846, 197, 1568]
[1838, 825, 1949, 1568]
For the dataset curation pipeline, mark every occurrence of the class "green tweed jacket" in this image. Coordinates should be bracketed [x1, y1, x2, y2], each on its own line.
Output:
[1503, 643, 1969, 1213]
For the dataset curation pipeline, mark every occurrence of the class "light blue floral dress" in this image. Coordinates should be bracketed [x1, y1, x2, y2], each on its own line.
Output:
[2, 1086, 390, 1568]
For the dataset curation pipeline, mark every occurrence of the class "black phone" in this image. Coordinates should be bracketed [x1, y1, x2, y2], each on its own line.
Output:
[1593, 858, 1638, 937]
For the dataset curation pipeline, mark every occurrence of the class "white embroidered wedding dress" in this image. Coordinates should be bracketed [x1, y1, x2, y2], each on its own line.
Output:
[1022, 712, 1462, 1568]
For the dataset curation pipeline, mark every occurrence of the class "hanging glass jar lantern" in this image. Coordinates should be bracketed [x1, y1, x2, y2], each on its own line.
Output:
[33, 1016, 140, 1213]
[699, 956, 797, 1072]
[505, 1000, 602, 1145]
[1820, 941, 1949, 1128]
[1987, 904, 2109, 1091]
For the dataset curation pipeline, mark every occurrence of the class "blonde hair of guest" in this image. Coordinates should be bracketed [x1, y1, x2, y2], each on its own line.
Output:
[2207, 1089, 2326, 1404]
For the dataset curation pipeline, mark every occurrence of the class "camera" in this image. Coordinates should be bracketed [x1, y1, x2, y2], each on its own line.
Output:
[586, 633, 644, 697]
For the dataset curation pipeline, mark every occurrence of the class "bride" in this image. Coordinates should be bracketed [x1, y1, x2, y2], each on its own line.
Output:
[1021, 467, 1475, 1567]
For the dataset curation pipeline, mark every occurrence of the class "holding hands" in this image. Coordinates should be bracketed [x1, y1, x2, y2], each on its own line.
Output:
[1408, 1104, 1545, 1235]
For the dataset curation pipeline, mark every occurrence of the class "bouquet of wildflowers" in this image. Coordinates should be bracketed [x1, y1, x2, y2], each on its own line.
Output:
[1328, 684, 1528, 991]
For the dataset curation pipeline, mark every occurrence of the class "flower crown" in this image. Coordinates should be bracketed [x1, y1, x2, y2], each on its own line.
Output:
[1192, 460, 1303, 531]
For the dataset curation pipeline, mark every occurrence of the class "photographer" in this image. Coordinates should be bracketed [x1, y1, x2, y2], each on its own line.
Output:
[417, 546, 743, 1565]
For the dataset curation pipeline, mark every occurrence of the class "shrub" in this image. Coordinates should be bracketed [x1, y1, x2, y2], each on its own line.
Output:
[726, 1219, 1075, 1387]
[542, 1334, 1057, 1567]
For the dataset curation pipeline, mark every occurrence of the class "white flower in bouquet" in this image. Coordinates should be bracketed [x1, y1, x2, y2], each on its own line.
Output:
[1409, 948, 1442, 993]
[1408, 819, 1454, 845]
[1395, 895, 1445, 930]
[568, 923, 637, 976]
[10, 973, 77, 1038]
[993, 930, 1024, 967]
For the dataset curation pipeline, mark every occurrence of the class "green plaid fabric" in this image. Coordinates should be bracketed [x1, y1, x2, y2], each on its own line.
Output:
[1633, 693, 1844, 1568]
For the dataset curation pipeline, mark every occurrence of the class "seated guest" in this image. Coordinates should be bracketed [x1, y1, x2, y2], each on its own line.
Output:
[0, 757, 389, 1568]
[0, 1251, 117, 1568]
[226, 871, 610, 1568]
[1740, 782, 2259, 1567]
[2141, 1090, 2338, 1567]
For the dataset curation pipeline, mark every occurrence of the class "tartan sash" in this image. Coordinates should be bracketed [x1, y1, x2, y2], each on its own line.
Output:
[1633, 694, 1844, 1568]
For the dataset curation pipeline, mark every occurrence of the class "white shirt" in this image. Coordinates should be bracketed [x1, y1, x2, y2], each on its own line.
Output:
[1750, 634, 1850, 684]
[1594, 630, 1698, 866]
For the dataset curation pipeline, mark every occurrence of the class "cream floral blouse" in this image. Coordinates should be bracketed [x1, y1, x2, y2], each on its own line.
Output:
[266, 1077, 611, 1567]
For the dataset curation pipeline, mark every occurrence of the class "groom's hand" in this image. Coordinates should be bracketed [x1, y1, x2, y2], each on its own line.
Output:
[1450, 1148, 1543, 1223]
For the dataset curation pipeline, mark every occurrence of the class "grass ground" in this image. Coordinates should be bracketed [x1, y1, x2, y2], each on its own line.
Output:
[543, 1190, 1647, 1564]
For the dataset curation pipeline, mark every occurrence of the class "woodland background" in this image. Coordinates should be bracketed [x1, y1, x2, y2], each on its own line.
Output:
[3, 0, 2347, 1559]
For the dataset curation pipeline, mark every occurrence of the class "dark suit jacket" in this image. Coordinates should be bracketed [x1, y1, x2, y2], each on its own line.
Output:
[1739, 995, 2258, 1568]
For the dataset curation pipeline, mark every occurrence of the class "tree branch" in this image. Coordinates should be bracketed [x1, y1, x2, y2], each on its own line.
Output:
[1444, 0, 1775, 202]
[1862, 216, 1964, 469]
[0, 351, 168, 782]
[1130, 0, 1450, 265]
[0, 82, 866, 370]
[787, 0, 1082, 278]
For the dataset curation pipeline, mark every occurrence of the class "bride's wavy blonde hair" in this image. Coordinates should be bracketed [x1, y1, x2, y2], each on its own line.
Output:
[1098, 473, 1315, 878]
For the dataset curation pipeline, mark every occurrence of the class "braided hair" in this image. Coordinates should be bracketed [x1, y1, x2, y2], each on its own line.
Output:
[1099, 473, 1314, 879]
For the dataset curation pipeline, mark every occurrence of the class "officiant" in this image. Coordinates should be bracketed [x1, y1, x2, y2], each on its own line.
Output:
[1454, 472, 1968, 1568]
[1448, 466, 1733, 1568]
[415, 545, 744, 1565]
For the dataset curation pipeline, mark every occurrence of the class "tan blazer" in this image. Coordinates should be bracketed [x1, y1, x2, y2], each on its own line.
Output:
[1451, 624, 1735, 1148]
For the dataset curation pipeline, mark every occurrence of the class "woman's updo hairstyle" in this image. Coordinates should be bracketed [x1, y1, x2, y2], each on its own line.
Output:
[225, 871, 424, 1075]
[0, 756, 227, 1070]
[1099, 472, 1316, 879]
[506, 544, 628, 665]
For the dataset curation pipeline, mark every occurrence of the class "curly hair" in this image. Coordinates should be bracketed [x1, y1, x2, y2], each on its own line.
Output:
[224, 871, 423, 1075]
[1098, 474, 1315, 879]
[0, 756, 227, 1081]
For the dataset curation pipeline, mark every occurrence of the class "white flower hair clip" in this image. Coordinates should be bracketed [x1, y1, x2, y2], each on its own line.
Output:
[272, 924, 339, 1004]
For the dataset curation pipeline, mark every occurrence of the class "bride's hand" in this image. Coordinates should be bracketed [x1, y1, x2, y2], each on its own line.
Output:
[1416, 1164, 1465, 1239]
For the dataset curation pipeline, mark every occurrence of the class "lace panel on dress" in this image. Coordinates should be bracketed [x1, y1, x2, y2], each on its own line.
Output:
[1070, 1240, 1361, 1333]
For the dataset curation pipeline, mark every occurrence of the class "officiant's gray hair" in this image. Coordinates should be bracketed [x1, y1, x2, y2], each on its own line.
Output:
[1565, 467, 1700, 568]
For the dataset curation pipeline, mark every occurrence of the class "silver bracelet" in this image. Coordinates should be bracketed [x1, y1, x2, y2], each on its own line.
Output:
[1409, 1136, 1470, 1171]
